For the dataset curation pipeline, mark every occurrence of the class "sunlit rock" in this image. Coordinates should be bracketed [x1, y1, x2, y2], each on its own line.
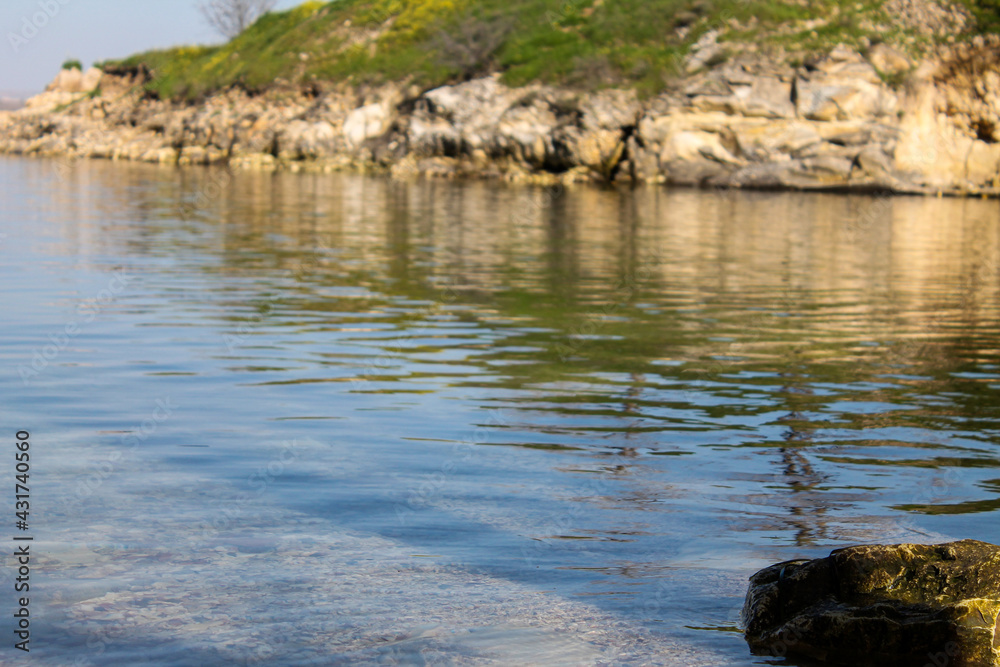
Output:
[742, 539, 1000, 666]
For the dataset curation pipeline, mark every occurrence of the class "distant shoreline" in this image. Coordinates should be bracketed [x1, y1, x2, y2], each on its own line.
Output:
[0, 97, 26, 112]
[2, 39, 999, 197]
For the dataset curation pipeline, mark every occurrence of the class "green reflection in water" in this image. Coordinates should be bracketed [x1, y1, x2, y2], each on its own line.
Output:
[42, 159, 1000, 546]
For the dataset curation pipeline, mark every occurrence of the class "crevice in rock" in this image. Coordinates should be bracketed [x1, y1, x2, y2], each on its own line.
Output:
[550, 100, 583, 125]
[395, 96, 421, 116]
[302, 82, 321, 100]
[973, 118, 997, 144]
[440, 136, 462, 158]
[607, 124, 637, 181]
[539, 138, 573, 174]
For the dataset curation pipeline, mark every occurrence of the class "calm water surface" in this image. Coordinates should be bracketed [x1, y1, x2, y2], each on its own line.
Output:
[2, 156, 1000, 665]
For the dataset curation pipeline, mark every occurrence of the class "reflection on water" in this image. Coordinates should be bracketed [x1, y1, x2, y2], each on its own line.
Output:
[2, 156, 1000, 665]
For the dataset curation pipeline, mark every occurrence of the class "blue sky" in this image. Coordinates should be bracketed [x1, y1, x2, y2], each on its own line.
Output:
[0, 0, 302, 95]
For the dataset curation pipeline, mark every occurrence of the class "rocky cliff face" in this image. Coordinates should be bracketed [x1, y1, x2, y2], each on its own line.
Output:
[2, 40, 1000, 195]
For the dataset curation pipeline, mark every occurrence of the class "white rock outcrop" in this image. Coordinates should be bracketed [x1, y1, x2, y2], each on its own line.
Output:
[2, 42, 999, 195]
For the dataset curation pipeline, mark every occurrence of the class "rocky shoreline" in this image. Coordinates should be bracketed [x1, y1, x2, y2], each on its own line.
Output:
[743, 540, 1000, 666]
[2, 38, 1000, 195]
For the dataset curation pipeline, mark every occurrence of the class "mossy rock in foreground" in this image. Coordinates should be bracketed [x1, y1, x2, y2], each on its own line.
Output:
[742, 540, 1000, 666]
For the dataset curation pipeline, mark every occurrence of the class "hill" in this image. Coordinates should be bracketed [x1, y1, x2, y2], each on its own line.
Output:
[4, 0, 1000, 197]
[101, 0, 990, 100]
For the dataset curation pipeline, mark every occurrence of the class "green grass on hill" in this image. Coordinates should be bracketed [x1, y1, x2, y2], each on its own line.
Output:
[99, 0, 999, 101]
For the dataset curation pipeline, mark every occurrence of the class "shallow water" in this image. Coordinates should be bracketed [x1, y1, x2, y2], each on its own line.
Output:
[2, 156, 1000, 665]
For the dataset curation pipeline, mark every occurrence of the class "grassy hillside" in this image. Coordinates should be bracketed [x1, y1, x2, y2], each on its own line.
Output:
[101, 0, 997, 101]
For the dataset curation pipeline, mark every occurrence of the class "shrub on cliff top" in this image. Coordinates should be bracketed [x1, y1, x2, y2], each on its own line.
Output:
[967, 0, 1000, 30]
[197, 0, 278, 39]
[431, 8, 515, 80]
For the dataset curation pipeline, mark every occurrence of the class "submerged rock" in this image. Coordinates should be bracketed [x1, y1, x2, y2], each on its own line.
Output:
[742, 540, 1000, 666]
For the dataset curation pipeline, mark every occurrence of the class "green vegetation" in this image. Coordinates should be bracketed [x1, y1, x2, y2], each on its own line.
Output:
[98, 0, 997, 101]
[720, 1, 904, 53]
[61, 58, 83, 71]
[966, 0, 1000, 31]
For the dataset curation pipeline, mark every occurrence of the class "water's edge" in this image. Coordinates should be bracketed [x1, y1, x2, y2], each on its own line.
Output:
[4, 38, 1000, 197]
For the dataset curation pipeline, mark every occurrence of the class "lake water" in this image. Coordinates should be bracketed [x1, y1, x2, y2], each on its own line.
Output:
[2, 155, 1000, 665]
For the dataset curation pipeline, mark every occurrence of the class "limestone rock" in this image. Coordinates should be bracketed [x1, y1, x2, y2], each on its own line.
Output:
[46, 67, 103, 94]
[139, 147, 178, 164]
[279, 120, 339, 160]
[737, 76, 796, 118]
[896, 44, 1000, 192]
[684, 62, 795, 118]
[407, 109, 463, 156]
[81, 67, 104, 94]
[662, 157, 733, 186]
[686, 68, 795, 119]
[494, 98, 561, 168]
[854, 144, 895, 177]
[685, 30, 725, 74]
[743, 539, 1000, 666]
[796, 46, 897, 121]
[883, 0, 972, 37]
[420, 75, 528, 151]
[343, 100, 396, 148]
[734, 121, 821, 161]
[561, 90, 640, 175]
[178, 145, 228, 165]
[230, 153, 276, 171]
[2, 42, 999, 195]
[626, 136, 662, 182]
[19, 66, 106, 115]
[867, 44, 912, 77]
[667, 129, 741, 165]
